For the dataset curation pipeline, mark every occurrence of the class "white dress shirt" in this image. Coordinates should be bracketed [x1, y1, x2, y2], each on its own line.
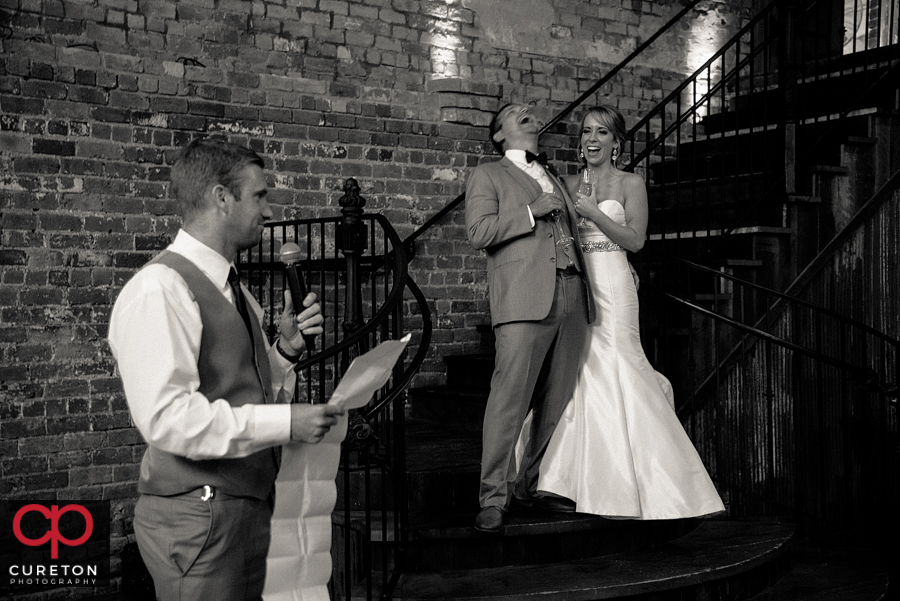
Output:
[505, 149, 556, 228]
[505, 149, 556, 194]
[108, 230, 296, 461]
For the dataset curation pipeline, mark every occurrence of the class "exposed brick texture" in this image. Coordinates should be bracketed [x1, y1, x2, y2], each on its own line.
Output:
[0, 0, 748, 595]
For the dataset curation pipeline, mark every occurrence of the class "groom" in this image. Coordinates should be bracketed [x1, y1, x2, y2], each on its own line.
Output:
[465, 103, 594, 532]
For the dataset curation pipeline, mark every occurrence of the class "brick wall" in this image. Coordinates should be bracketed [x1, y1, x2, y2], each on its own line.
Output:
[0, 0, 747, 595]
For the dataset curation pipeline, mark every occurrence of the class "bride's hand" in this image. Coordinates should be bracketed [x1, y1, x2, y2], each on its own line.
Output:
[573, 191, 599, 220]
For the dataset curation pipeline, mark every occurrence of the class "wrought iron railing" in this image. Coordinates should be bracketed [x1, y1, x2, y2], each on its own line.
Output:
[624, 0, 899, 268]
[624, 0, 900, 540]
[403, 0, 898, 261]
[237, 178, 433, 601]
[640, 169, 900, 532]
[397, 0, 899, 537]
[400, 0, 706, 256]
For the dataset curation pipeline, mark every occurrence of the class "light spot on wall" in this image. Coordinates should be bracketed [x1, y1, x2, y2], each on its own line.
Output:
[684, 8, 730, 117]
[432, 168, 459, 181]
[429, 5, 464, 79]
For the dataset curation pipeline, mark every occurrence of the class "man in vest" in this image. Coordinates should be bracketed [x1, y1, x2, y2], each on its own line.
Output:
[108, 137, 344, 600]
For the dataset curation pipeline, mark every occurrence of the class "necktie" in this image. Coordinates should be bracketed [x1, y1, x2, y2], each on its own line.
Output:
[228, 268, 254, 342]
[228, 267, 274, 406]
[228, 272, 280, 473]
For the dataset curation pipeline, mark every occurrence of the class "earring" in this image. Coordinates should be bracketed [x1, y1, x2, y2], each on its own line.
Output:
[579, 148, 584, 161]
[611, 147, 619, 163]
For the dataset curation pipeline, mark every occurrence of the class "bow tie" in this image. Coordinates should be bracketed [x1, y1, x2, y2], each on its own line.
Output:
[525, 151, 549, 166]
[525, 150, 558, 177]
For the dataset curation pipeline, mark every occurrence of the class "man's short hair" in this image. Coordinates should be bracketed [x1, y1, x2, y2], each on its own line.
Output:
[489, 103, 513, 155]
[170, 136, 265, 222]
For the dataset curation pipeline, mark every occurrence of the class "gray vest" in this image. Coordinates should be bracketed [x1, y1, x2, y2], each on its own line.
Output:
[136, 251, 278, 500]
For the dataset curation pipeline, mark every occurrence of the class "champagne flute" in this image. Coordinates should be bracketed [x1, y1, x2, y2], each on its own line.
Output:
[549, 195, 574, 252]
[576, 169, 593, 227]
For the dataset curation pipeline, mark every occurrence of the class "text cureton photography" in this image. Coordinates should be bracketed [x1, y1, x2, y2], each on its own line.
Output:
[1, 500, 110, 595]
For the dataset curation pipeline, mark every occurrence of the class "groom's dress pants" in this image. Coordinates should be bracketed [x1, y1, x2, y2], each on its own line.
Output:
[480, 269, 589, 510]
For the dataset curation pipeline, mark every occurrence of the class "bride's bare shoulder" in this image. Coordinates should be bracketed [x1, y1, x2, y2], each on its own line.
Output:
[619, 170, 644, 184]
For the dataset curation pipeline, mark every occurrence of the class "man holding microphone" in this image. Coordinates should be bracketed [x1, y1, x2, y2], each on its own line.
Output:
[108, 137, 343, 600]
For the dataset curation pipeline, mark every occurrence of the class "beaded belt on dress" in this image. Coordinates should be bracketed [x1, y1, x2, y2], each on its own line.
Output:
[581, 240, 623, 253]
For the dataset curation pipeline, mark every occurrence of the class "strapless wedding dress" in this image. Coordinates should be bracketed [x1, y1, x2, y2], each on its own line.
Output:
[517, 200, 725, 519]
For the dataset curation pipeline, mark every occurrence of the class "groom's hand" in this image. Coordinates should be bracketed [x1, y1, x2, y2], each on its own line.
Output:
[529, 192, 564, 218]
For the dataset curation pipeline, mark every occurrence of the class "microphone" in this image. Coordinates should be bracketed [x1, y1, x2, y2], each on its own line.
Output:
[279, 242, 315, 355]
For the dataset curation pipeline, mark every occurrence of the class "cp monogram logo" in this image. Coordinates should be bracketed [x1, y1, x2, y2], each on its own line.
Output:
[12, 504, 94, 559]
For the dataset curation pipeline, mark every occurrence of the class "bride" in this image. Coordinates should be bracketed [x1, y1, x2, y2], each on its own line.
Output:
[517, 105, 725, 520]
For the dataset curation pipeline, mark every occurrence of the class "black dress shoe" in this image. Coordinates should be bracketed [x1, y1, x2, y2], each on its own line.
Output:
[530, 494, 576, 513]
[510, 495, 533, 510]
[474, 507, 504, 532]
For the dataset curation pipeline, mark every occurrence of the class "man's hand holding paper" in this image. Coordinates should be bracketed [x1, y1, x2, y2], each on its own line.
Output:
[328, 333, 413, 411]
[290, 404, 345, 444]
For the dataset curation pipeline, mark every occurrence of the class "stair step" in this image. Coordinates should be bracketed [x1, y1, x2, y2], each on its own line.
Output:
[713, 259, 765, 267]
[405, 419, 482, 512]
[785, 194, 822, 203]
[339, 510, 700, 572]
[845, 135, 879, 146]
[444, 353, 494, 389]
[408, 385, 489, 424]
[336, 419, 482, 512]
[695, 293, 733, 302]
[808, 164, 850, 174]
[353, 518, 794, 600]
[647, 225, 792, 241]
[747, 533, 890, 600]
[701, 52, 897, 133]
[647, 129, 781, 182]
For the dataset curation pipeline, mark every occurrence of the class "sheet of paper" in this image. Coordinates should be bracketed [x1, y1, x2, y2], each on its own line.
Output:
[328, 333, 412, 411]
[263, 334, 410, 600]
[263, 417, 346, 601]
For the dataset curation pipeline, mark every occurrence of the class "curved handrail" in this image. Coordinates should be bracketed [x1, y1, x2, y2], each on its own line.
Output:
[361, 275, 433, 419]
[401, 0, 706, 253]
[623, 29, 776, 169]
[643, 282, 884, 393]
[652, 249, 900, 350]
[295, 213, 411, 372]
[643, 246, 899, 401]
[540, 0, 705, 134]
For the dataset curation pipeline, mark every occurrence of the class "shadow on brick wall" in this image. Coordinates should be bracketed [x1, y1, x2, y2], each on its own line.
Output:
[121, 542, 155, 600]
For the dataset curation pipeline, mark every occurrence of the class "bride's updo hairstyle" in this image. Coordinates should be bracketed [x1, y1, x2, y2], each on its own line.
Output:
[579, 105, 628, 167]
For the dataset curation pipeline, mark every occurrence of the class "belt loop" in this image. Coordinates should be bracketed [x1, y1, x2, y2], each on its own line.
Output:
[200, 485, 215, 501]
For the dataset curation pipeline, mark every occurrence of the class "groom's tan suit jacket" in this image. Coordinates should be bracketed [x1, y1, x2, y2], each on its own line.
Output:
[465, 156, 595, 326]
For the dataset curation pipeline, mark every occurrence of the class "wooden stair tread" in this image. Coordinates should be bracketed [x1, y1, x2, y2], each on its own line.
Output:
[747, 535, 890, 600]
[409, 385, 490, 399]
[807, 164, 850, 174]
[713, 258, 765, 267]
[785, 194, 822, 203]
[647, 225, 792, 240]
[844, 135, 879, 145]
[337, 509, 696, 541]
[444, 353, 494, 362]
[405, 418, 482, 473]
[367, 518, 793, 600]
